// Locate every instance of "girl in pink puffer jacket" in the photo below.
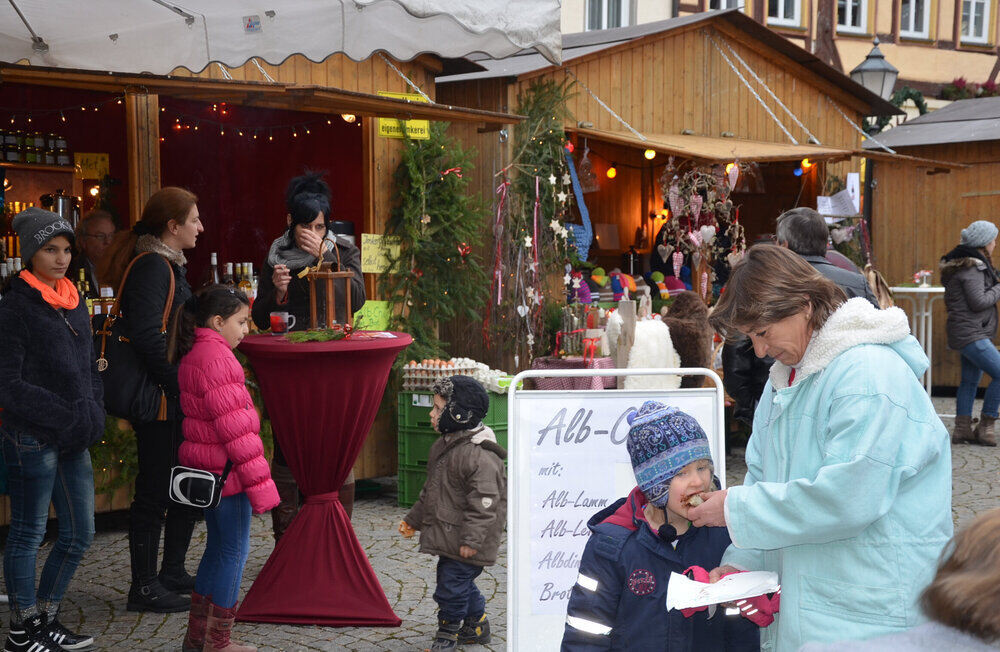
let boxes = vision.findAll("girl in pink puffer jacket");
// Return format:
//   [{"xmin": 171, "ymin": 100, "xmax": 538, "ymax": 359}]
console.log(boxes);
[{"xmin": 167, "ymin": 286, "xmax": 279, "ymax": 652}]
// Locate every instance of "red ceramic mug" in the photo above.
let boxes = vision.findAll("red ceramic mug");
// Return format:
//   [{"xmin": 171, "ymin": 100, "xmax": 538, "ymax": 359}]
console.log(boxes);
[{"xmin": 269, "ymin": 311, "xmax": 296, "ymax": 334}]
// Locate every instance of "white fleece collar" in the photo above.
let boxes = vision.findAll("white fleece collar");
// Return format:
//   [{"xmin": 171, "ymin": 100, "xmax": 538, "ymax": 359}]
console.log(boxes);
[{"xmin": 770, "ymin": 297, "xmax": 910, "ymax": 389}]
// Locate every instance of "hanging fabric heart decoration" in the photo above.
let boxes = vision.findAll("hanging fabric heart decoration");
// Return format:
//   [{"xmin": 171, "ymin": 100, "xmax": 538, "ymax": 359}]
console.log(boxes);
[
  {"xmin": 688, "ymin": 194, "xmax": 703, "ymax": 218},
  {"xmin": 669, "ymin": 184, "xmax": 684, "ymax": 217},
  {"xmin": 657, "ymin": 243, "xmax": 673, "ymax": 263},
  {"xmin": 699, "ymin": 225, "xmax": 717, "ymax": 246},
  {"xmin": 692, "ymin": 251, "xmax": 702, "ymax": 271},
  {"xmin": 516, "ymin": 304, "xmax": 529, "ymax": 317},
  {"xmin": 672, "ymin": 251, "xmax": 684, "ymax": 278},
  {"xmin": 689, "ymin": 230, "xmax": 703, "ymax": 248},
  {"xmin": 701, "ymin": 271, "xmax": 709, "ymax": 299},
  {"xmin": 728, "ymin": 160, "xmax": 740, "ymax": 191},
  {"xmin": 727, "ymin": 250, "xmax": 745, "ymax": 267}
]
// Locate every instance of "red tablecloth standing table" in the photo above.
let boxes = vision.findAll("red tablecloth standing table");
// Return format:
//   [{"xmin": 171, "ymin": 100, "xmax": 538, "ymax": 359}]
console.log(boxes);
[{"xmin": 235, "ymin": 332, "xmax": 411, "ymax": 626}]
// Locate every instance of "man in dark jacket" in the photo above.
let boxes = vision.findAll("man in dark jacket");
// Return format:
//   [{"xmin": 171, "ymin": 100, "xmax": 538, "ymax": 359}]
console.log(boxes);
[
  {"xmin": 775, "ymin": 207, "xmax": 879, "ymax": 308},
  {"xmin": 561, "ymin": 402, "xmax": 760, "ymax": 651},
  {"xmin": 400, "ymin": 376, "xmax": 506, "ymax": 651}
]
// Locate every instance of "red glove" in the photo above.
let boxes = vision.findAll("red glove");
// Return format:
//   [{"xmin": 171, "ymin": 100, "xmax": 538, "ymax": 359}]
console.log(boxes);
[
  {"xmin": 679, "ymin": 566, "xmax": 781, "ymax": 626},
  {"xmin": 679, "ymin": 566, "xmax": 712, "ymax": 617}
]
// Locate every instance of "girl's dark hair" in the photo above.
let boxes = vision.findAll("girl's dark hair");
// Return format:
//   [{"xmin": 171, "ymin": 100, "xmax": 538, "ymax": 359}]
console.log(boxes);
[
  {"xmin": 167, "ymin": 284, "xmax": 249, "ymax": 363},
  {"xmin": 100, "ymin": 187, "xmax": 198, "ymax": 290},
  {"xmin": 282, "ymin": 171, "xmax": 331, "ymax": 250}
]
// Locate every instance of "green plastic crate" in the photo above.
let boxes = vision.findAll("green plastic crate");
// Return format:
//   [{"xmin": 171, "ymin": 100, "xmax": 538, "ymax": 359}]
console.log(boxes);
[
  {"xmin": 398, "ymin": 464, "xmax": 427, "ymax": 508},
  {"xmin": 398, "ymin": 425, "xmax": 508, "ymax": 468}
]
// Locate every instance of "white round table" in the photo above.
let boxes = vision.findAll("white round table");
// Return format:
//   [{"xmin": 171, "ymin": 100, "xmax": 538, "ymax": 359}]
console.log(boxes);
[{"xmin": 890, "ymin": 286, "xmax": 945, "ymax": 395}]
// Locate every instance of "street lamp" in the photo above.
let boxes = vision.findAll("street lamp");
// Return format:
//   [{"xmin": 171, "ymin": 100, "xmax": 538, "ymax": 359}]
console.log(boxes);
[{"xmin": 849, "ymin": 37, "xmax": 899, "ymax": 101}]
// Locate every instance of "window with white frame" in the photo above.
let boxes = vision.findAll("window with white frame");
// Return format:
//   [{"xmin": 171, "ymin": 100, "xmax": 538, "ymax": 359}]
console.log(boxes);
[
  {"xmin": 837, "ymin": 0, "xmax": 868, "ymax": 32},
  {"xmin": 899, "ymin": 0, "xmax": 930, "ymax": 38},
  {"xmin": 767, "ymin": 0, "xmax": 801, "ymax": 27},
  {"xmin": 962, "ymin": 0, "xmax": 991, "ymax": 43},
  {"xmin": 709, "ymin": 0, "xmax": 744, "ymax": 9},
  {"xmin": 585, "ymin": 0, "xmax": 630, "ymax": 30}
]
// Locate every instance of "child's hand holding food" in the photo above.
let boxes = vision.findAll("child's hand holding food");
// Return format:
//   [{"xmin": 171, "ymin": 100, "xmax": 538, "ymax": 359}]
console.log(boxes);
[{"xmin": 398, "ymin": 520, "xmax": 416, "ymax": 538}]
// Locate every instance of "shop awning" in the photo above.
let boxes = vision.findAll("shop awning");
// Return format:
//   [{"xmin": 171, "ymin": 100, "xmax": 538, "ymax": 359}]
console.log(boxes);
[
  {"xmin": 569, "ymin": 127, "xmax": 966, "ymax": 170},
  {"xmin": 0, "ymin": 1, "xmax": 562, "ymax": 73},
  {"xmin": 0, "ymin": 64, "xmax": 524, "ymax": 128}
]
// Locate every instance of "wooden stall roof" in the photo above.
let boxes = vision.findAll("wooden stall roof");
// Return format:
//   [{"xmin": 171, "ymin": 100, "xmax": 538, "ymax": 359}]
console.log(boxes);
[
  {"xmin": 569, "ymin": 127, "xmax": 966, "ymax": 171},
  {"xmin": 0, "ymin": 63, "xmax": 524, "ymax": 127}
]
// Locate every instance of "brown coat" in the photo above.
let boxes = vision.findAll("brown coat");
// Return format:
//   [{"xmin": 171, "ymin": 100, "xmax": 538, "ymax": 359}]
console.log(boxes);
[{"xmin": 404, "ymin": 425, "xmax": 507, "ymax": 567}]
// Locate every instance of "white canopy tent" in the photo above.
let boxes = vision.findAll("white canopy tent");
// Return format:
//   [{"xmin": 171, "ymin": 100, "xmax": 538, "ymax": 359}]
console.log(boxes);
[{"xmin": 0, "ymin": 0, "xmax": 561, "ymax": 74}]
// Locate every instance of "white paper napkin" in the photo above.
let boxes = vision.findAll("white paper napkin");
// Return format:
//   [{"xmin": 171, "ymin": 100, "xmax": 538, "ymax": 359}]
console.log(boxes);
[{"xmin": 665, "ymin": 571, "xmax": 780, "ymax": 611}]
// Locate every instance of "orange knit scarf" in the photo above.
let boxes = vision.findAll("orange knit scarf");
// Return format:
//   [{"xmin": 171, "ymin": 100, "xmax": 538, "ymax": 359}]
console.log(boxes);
[{"xmin": 20, "ymin": 270, "xmax": 80, "ymax": 310}]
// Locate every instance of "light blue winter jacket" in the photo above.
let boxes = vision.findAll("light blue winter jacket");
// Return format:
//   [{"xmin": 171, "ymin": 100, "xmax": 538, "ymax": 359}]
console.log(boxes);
[{"xmin": 722, "ymin": 298, "xmax": 953, "ymax": 652}]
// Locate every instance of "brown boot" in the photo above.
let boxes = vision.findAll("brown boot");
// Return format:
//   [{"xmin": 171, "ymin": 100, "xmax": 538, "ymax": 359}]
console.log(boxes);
[
  {"xmin": 952, "ymin": 415, "xmax": 976, "ymax": 444},
  {"xmin": 203, "ymin": 602, "xmax": 256, "ymax": 652},
  {"xmin": 183, "ymin": 591, "xmax": 209, "ymax": 652},
  {"xmin": 973, "ymin": 414, "xmax": 998, "ymax": 446},
  {"xmin": 270, "ymin": 462, "xmax": 300, "ymax": 542}
]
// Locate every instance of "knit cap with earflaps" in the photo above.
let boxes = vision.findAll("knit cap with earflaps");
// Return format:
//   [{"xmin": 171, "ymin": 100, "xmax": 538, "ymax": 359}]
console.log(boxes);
[
  {"xmin": 12, "ymin": 207, "xmax": 75, "ymax": 264},
  {"xmin": 626, "ymin": 401, "xmax": 712, "ymax": 508},
  {"xmin": 960, "ymin": 220, "xmax": 999, "ymax": 248},
  {"xmin": 432, "ymin": 375, "xmax": 489, "ymax": 435}
]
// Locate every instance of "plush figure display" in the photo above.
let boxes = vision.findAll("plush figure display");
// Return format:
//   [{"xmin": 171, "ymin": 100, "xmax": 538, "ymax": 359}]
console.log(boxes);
[
  {"xmin": 570, "ymin": 271, "xmax": 593, "ymax": 304},
  {"xmin": 663, "ymin": 291, "xmax": 713, "ymax": 388},
  {"xmin": 609, "ymin": 270, "xmax": 637, "ymax": 301},
  {"xmin": 649, "ymin": 271, "xmax": 671, "ymax": 299},
  {"xmin": 591, "ymin": 267, "xmax": 609, "ymax": 289}
]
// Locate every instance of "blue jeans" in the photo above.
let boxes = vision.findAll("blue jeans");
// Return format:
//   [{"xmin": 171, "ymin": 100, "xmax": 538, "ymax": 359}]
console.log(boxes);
[
  {"xmin": 1, "ymin": 429, "xmax": 95, "ymax": 616},
  {"xmin": 958, "ymin": 339, "xmax": 1000, "ymax": 418},
  {"xmin": 433, "ymin": 557, "xmax": 486, "ymax": 622},
  {"xmin": 194, "ymin": 493, "xmax": 251, "ymax": 608}
]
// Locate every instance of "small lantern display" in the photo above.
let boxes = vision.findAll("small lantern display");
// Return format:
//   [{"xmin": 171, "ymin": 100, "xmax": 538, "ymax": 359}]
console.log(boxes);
[{"xmin": 299, "ymin": 236, "xmax": 355, "ymax": 331}]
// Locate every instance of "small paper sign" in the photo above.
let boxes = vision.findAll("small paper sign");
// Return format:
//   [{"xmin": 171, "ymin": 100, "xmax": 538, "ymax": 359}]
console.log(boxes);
[
  {"xmin": 377, "ymin": 91, "xmax": 431, "ymax": 140},
  {"xmin": 360, "ymin": 233, "xmax": 401, "ymax": 274},
  {"xmin": 74, "ymin": 152, "xmax": 109, "ymax": 180},
  {"xmin": 354, "ymin": 300, "xmax": 392, "ymax": 331}
]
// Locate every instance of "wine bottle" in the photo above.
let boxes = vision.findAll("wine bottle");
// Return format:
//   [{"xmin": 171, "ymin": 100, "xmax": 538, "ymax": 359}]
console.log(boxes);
[
  {"xmin": 222, "ymin": 262, "xmax": 234, "ymax": 287},
  {"xmin": 205, "ymin": 252, "xmax": 220, "ymax": 287}
]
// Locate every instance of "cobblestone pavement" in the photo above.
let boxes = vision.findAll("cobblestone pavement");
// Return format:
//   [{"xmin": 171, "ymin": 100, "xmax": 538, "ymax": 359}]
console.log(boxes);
[{"xmin": 17, "ymin": 398, "xmax": 1000, "ymax": 650}]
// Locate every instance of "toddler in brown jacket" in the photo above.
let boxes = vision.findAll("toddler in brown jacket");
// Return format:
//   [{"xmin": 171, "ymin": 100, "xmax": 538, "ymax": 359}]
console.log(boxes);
[{"xmin": 398, "ymin": 375, "xmax": 507, "ymax": 651}]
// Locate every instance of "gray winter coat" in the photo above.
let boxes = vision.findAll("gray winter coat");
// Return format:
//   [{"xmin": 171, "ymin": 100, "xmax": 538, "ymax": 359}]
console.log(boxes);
[
  {"xmin": 404, "ymin": 424, "xmax": 507, "ymax": 567},
  {"xmin": 941, "ymin": 255, "xmax": 1000, "ymax": 350}
]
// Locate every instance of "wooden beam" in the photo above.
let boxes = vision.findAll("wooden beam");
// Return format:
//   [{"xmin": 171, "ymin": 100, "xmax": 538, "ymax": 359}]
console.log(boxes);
[{"xmin": 125, "ymin": 93, "xmax": 161, "ymax": 225}]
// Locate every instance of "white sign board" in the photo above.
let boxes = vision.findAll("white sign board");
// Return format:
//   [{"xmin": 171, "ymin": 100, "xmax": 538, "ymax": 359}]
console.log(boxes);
[{"xmin": 507, "ymin": 369, "xmax": 725, "ymax": 652}]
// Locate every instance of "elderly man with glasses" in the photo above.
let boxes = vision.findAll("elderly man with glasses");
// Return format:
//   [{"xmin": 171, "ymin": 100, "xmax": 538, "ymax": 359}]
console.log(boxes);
[{"xmin": 70, "ymin": 209, "xmax": 117, "ymax": 299}]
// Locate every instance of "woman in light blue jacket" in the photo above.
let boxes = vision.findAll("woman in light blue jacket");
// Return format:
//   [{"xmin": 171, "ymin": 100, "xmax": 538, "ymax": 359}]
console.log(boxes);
[{"xmin": 688, "ymin": 245, "xmax": 953, "ymax": 652}]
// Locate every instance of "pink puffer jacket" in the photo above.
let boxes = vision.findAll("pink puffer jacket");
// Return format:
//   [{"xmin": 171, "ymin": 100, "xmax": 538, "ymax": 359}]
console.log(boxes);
[{"xmin": 178, "ymin": 328, "xmax": 279, "ymax": 514}]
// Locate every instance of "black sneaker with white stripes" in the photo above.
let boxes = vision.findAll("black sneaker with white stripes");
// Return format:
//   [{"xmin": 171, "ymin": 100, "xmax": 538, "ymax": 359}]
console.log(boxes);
[
  {"xmin": 4, "ymin": 614, "xmax": 59, "ymax": 652},
  {"xmin": 41, "ymin": 618, "xmax": 92, "ymax": 651}
]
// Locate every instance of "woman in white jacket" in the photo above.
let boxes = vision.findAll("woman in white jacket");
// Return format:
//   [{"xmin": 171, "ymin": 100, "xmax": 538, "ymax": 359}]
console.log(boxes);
[{"xmin": 688, "ymin": 245, "xmax": 953, "ymax": 652}]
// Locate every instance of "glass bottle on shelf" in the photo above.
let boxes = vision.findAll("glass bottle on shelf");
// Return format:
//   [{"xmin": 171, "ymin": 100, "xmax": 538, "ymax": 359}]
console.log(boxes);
[
  {"xmin": 205, "ymin": 252, "xmax": 220, "ymax": 287},
  {"xmin": 222, "ymin": 262, "xmax": 234, "ymax": 286},
  {"xmin": 43, "ymin": 148, "xmax": 56, "ymax": 165},
  {"xmin": 32, "ymin": 132, "xmax": 45, "ymax": 149},
  {"xmin": 238, "ymin": 263, "xmax": 253, "ymax": 296},
  {"xmin": 23, "ymin": 145, "xmax": 38, "ymax": 164},
  {"xmin": 56, "ymin": 147, "xmax": 71, "ymax": 166}
]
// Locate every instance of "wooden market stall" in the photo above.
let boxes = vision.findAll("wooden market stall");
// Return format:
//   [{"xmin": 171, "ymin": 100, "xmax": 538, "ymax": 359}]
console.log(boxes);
[
  {"xmin": 435, "ymin": 9, "xmax": 900, "ymax": 364},
  {"xmin": 0, "ymin": 53, "xmax": 522, "ymax": 504},
  {"xmin": 867, "ymin": 97, "xmax": 1000, "ymax": 390}
]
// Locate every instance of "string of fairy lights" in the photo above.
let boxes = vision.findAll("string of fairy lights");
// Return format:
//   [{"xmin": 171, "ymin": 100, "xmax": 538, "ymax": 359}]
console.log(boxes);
[{"xmin": 1, "ymin": 94, "xmax": 363, "ymax": 142}]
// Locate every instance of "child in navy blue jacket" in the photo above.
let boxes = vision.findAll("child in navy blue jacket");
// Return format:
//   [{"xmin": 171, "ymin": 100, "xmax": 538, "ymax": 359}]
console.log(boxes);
[{"xmin": 561, "ymin": 401, "xmax": 760, "ymax": 651}]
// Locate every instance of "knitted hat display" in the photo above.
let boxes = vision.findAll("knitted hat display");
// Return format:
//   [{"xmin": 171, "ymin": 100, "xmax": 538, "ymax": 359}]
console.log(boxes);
[
  {"xmin": 431, "ymin": 375, "xmax": 489, "ymax": 434},
  {"xmin": 960, "ymin": 220, "xmax": 998, "ymax": 248},
  {"xmin": 626, "ymin": 401, "xmax": 712, "ymax": 508},
  {"xmin": 12, "ymin": 207, "xmax": 75, "ymax": 265}
]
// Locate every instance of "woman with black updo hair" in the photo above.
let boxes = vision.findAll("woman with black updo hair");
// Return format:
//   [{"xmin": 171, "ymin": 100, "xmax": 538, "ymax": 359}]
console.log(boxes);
[{"xmin": 252, "ymin": 171, "xmax": 365, "ymax": 539}]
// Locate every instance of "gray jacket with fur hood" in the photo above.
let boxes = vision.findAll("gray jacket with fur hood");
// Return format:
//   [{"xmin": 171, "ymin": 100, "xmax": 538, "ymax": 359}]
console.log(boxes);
[
  {"xmin": 404, "ymin": 424, "xmax": 506, "ymax": 567},
  {"xmin": 940, "ymin": 250, "xmax": 1000, "ymax": 350}
]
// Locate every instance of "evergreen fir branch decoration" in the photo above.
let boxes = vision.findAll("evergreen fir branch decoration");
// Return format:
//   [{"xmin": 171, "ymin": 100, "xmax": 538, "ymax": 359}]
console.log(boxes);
[
  {"xmin": 379, "ymin": 122, "xmax": 487, "ymax": 364},
  {"xmin": 485, "ymin": 79, "xmax": 576, "ymax": 368}
]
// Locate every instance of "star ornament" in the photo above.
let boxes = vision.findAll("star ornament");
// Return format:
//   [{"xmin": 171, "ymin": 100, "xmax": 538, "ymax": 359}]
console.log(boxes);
[
  {"xmin": 557, "ymin": 191, "xmax": 568, "ymax": 203},
  {"xmin": 548, "ymin": 174, "xmax": 557, "ymax": 185},
  {"xmin": 563, "ymin": 272, "xmax": 572, "ymax": 285},
  {"xmin": 562, "ymin": 173, "xmax": 571, "ymax": 185}
]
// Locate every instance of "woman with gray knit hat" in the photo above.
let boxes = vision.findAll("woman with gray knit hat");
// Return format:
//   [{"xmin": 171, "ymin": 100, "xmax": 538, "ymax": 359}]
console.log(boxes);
[
  {"xmin": 941, "ymin": 219, "xmax": 1000, "ymax": 446},
  {"xmin": 0, "ymin": 208, "xmax": 104, "ymax": 652}
]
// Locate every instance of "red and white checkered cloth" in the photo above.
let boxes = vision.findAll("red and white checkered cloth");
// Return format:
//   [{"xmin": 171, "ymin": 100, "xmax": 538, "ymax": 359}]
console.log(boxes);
[{"xmin": 530, "ymin": 356, "xmax": 617, "ymax": 390}]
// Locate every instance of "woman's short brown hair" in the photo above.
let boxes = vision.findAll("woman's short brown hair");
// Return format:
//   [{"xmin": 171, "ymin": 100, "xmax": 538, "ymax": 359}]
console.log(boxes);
[
  {"xmin": 920, "ymin": 509, "xmax": 1000, "ymax": 642},
  {"xmin": 709, "ymin": 244, "xmax": 846, "ymax": 340}
]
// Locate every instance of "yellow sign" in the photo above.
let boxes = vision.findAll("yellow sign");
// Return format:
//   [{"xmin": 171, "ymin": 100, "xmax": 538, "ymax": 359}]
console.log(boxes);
[
  {"xmin": 74, "ymin": 152, "xmax": 110, "ymax": 180},
  {"xmin": 355, "ymin": 300, "xmax": 392, "ymax": 331},
  {"xmin": 361, "ymin": 233, "xmax": 401, "ymax": 274},
  {"xmin": 377, "ymin": 91, "xmax": 430, "ymax": 140}
]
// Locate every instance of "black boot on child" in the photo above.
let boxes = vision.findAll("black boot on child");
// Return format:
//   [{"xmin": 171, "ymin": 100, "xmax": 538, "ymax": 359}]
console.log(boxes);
[
  {"xmin": 457, "ymin": 612, "xmax": 491, "ymax": 645},
  {"xmin": 430, "ymin": 618, "xmax": 461, "ymax": 651}
]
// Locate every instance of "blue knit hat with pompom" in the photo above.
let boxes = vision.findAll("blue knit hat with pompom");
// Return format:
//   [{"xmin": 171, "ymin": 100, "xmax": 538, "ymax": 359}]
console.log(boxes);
[{"xmin": 626, "ymin": 401, "xmax": 712, "ymax": 508}]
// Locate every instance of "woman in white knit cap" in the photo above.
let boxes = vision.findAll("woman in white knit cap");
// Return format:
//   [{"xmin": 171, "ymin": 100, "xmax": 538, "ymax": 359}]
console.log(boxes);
[{"xmin": 940, "ymin": 219, "xmax": 1000, "ymax": 446}]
